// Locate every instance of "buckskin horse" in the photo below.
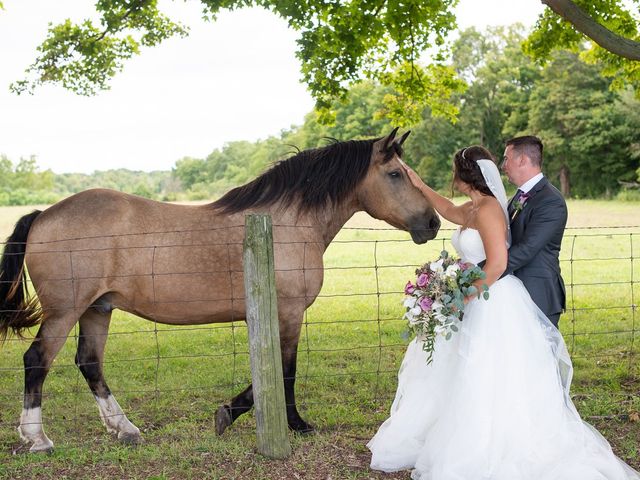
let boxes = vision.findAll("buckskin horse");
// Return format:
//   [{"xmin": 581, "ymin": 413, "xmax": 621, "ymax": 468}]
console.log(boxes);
[{"xmin": 0, "ymin": 128, "xmax": 440, "ymax": 452}]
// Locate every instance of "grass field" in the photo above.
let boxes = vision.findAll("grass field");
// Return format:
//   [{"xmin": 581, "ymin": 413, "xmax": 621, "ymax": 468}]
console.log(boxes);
[{"xmin": 0, "ymin": 200, "xmax": 639, "ymax": 479}]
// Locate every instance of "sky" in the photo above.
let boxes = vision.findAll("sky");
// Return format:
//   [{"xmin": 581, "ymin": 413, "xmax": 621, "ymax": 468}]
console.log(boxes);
[{"xmin": 0, "ymin": 0, "xmax": 545, "ymax": 174}]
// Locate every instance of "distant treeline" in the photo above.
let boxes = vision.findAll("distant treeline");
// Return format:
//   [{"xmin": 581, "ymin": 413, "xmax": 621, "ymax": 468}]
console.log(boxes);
[
  {"xmin": 2, "ymin": 26, "xmax": 639, "ymax": 207},
  {"xmin": 0, "ymin": 155, "xmax": 179, "ymax": 205}
]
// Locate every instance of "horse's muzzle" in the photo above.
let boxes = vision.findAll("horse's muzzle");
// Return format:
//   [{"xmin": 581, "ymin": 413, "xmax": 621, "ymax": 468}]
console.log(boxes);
[{"xmin": 409, "ymin": 214, "xmax": 441, "ymax": 244}]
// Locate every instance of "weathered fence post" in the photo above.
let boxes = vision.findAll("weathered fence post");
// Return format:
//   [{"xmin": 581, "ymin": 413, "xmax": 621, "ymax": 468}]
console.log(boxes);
[{"xmin": 243, "ymin": 214, "xmax": 292, "ymax": 459}]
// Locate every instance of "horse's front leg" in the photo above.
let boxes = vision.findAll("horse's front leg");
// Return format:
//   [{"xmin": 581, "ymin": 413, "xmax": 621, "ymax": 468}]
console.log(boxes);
[
  {"xmin": 215, "ymin": 312, "xmax": 312, "ymax": 434},
  {"xmin": 215, "ymin": 383, "xmax": 253, "ymax": 435},
  {"xmin": 281, "ymin": 344, "xmax": 313, "ymax": 433}
]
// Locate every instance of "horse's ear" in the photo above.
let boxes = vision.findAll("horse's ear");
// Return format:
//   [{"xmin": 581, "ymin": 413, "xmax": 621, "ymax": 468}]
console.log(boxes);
[
  {"xmin": 382, "ymin": 127, "xmax": 400, "ymax": 151},
  {"xmin": 397, "ymin": 130, "xmax": 411, "ymax": 146}
]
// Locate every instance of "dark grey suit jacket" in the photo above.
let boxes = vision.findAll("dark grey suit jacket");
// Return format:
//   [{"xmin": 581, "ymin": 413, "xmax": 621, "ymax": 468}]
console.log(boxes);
[{"xmin": 506, "ymin": 177, "xmax": 567, "ymax": 318}]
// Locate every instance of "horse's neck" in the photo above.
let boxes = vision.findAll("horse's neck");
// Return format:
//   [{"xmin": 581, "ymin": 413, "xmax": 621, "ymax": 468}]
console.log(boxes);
[
  {"xmin": 314, "ymin": 197, "xmax": 360, "ymax": 248},
  {"xmin": 242, "ymin": 197, "xmax": 360, "ymax": 250}
]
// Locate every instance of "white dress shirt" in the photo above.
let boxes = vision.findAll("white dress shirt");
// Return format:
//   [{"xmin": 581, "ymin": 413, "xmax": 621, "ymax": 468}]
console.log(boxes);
[{"xmin": 518, "ymin": 173, "xmax": 544, "ymax": 194}]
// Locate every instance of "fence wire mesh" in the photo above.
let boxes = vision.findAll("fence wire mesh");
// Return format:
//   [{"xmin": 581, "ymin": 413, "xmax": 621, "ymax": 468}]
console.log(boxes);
[{"xmin": 0, "ymin": 224, "xmax": 638, "ymax": 448}]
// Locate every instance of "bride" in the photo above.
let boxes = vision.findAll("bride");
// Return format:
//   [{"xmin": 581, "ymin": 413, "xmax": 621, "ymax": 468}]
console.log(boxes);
[{"xmin": 367, "ymin": 145, "xmax": 639, "ymax": 480}]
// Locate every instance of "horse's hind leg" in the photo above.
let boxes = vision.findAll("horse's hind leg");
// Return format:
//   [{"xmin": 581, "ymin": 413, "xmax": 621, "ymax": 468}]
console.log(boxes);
[
  {"xmin": 19, "ymin": 311, "xmax": 78, "ymax": 452},
  {"xmin": 75, "ymin": 308, "xmax": 141, "ymax": 445}
]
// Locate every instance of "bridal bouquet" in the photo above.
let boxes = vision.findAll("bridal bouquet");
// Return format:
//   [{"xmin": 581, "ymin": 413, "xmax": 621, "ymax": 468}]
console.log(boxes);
[{"xmin": 403, "ymin": 250, "xmax": 489, "ymax": 364}]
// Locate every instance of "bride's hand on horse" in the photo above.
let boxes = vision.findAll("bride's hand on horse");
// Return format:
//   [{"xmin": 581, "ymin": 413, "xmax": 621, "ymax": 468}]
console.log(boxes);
[{"xmin": 400, "ymin": 162, "xmax": 426, "ymax": 191}]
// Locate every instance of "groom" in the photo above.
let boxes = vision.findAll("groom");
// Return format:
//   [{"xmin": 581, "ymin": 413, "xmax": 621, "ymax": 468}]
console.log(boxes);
[{"xmin": 500, "ymin": 136, "xmax": 567, "ymax": 328}]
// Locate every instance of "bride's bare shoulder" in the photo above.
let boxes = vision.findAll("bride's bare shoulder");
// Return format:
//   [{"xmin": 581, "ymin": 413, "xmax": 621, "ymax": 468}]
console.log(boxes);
[
  {"xmin": 477, "ymin": 195, "xmax": 502, "ymax": 211},
  {"xmin": 476, "ymin": 196, "xmax": 504, "ymax": 222}
]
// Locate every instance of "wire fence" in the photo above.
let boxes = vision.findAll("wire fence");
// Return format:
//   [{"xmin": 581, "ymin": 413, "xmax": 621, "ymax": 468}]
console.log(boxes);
[{"xmin": 0, "ymin": 224, "xmax": 638, "ymax": 447}]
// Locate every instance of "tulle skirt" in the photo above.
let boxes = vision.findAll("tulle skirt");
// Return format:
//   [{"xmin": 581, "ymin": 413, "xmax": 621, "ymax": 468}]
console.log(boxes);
[{"xmin": 368, "ymin": 275, "xmax": 639, "ymax": 480}]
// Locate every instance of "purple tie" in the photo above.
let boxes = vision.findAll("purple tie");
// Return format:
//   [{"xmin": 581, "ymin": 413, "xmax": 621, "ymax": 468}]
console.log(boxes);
[{"xmin": 515, "ymin": 189, "xmax": 530, "ymax": 203}]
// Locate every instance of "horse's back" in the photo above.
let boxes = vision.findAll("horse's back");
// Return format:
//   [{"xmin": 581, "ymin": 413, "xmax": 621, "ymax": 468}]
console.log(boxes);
[
  {"xmin": 22, "ymin": 189, "xmax": 323, "ymax": 325},
  {"xmin": 30, "ymin": 189, "xmax": 217, "ymax": 241}
]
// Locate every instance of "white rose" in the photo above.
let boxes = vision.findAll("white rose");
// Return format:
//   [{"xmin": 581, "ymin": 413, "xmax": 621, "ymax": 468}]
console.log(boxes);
[
  {"xmin": 445, "ymin": 264, "xmax": 460, "ymax": 278},
  {"xmin": 403, "ymin": 297, "xmax": 417, "ymax": 309},
  {"xmin": 434, "ymin": 311, "xmax": 447, "ymax": 324},
  {"xmin": 429, "ymin": 258, "xmax": 444, "ymax": 274},
  {"xmin": 432, "ymin": 300, "xmax": 444, "ymax": 312}
]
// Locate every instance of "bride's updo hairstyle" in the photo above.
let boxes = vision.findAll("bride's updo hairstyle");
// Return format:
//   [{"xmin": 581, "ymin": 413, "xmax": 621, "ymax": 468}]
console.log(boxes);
[{"xmin": 452, "ymin": 145, "xmax": 496, "ymax": 197}]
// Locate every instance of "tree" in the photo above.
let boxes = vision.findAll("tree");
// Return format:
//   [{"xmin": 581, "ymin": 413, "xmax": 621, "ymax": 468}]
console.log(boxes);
[
  {"xmin": 9, "ymin": 0, "xmax": 463, "ymax": 125},
  {"xmin": 0, "ymin": 154, "xmax": 57, "ymax": 205},
  {"xmin": 9, "ymin": 1, "xmax": 639, "ymax": 126},
  {"xmin": 524, "ymin": 51, "xmax": 640, "ymax": 197},
  {"xmin": 173, "ymin": 157, "xmax": 208, "ymax": 190},
  {"xmin": 525, "ymin": 0, "xmax": 640, "ymax": 97},
  {"xmin": 403, "ymin": 26, "xmax": 541, "ymax": 192},
  {"xmin": 452, "ymin": 25, "xmax": 542, "ymax": 155},
  {"xmin": 284, "ymin": 81, "xmax": 394, "ymax": 144}
]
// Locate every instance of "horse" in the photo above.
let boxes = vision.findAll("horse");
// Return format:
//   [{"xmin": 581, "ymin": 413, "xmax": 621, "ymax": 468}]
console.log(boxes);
[{"xmin": 0, "ymin": 128, "xmax": 440, "ymax": 453}]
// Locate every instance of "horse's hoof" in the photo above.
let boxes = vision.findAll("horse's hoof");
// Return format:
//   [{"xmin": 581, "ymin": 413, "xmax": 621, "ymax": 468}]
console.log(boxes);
[
  {"xmin": 289, "ymin": 421, "xmax": 314, "ymax": 435},
  {"xmin": 29, "ymin": 441, "xmax": 54, "ymax": 454},
  {"xmin": 215, "ymin": 405, "xmax": 232, "ymax": 435},
  {"xmin": 118, "ymin": 431, "xmax": 143, "ymax": 446}
]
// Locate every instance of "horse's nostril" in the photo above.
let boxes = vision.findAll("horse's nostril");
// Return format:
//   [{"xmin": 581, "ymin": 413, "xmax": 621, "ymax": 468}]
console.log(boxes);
[{"xmin": 429, "ymin": 217, "xmax": 441, "ymax": 231}]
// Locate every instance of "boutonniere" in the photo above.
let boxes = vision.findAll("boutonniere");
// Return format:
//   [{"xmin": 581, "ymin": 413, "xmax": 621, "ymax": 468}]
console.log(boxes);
[{"xmin": 511, "ymin": 193, "xmax": 530, "ymax": 221}]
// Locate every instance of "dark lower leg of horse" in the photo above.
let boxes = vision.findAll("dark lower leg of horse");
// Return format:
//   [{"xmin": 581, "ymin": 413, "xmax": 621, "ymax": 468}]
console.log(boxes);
[
  {"xmin": 75, "ymin": 321, "xmax": 111, "ymax": 399},
  {"xmin": 23, "ymin": 341, "xmax": 47, "ymax": 410},
  {"xmin": 216, "ymin": 384, "xmax": 253, "ymax": 435},
  {"xmin": 18, "ymin": 323, "xmax": 70, "ymax": 452},
  {"xmin": 20, "ymin": 342, "xmax": 55, "ymax": 453},
  {"xmin": 229, "ymin": 384, "xmax": 255, "ymax": 421},
  {"xmin": 283, "ymin": 351, "xmax": 313, "ymax": 434},
  {"xmin": 215, "ymin": 343, "xmax": 312, "ymax": 435},
  {"xmin": 76, "ymin": 309, "xmax": 141, "ymax": 445},
  {"xmin": 215, "ymin": 384, "xmax": 254, "ymax": 435}
]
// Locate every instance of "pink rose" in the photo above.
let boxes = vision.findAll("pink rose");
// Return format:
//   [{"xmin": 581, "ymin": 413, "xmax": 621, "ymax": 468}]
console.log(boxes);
[
  {"xmin": 419, "ymin": 296, "xmax": 434, "ymax": 311},
  {"xmin": 404, "ymin": 281, "xmax": 416, "ymax": 295},
  {"xmin": 417, "ymin": 273, "xmax": 430, "ymax": 288}
]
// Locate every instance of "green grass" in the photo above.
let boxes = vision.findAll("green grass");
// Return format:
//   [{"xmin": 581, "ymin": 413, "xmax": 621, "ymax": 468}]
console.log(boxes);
[{"xmin": 0, "ymin": 200, "xmax": 639, "ymax": 478}]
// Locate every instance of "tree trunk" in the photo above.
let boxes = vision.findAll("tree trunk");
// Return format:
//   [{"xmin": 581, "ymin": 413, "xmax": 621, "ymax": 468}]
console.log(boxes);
[{"xmin": 559, "ymin": 164, "xmax": 571, "ymax": 197}]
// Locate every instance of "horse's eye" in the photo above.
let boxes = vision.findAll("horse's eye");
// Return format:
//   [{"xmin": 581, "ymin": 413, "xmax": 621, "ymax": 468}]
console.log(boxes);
[{"xmin": 388, "ymin": 170, "xmax": 401, "ymax": 179}]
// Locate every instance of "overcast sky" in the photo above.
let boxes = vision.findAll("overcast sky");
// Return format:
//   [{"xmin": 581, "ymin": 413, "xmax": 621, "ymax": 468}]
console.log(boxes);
[{"xmin": 0, "ymin": 0, "xmax": 545, "ymax": 174}]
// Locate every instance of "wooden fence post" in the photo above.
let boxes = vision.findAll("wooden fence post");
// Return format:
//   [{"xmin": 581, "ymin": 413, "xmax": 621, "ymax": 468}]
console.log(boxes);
[{"xmin": 243, "ymin": 214, "xmax": 292, "ymax": 459}]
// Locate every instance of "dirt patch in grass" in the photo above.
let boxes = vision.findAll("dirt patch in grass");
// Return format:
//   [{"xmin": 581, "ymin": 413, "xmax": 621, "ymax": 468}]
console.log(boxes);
[{"xmin": 590, "ymin": 419, "xmax": 640, "ymax": 470}]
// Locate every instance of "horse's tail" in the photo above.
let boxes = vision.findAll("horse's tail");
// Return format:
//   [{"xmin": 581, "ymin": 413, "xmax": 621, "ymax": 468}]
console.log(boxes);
[{"xmin": 0, "ymin": 210, "xmax": 43, "ymax": 343}]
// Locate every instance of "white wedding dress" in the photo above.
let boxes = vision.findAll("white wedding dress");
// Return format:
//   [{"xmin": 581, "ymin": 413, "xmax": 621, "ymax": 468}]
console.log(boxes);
[{"xmin": 368, "ymin": 227, "xmax": 639, "ymax": 480}]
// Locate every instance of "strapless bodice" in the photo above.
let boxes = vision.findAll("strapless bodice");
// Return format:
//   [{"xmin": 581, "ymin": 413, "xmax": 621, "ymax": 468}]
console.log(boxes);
[{"xmin": 450, "ymin": 228, "xmax": 486, "ymax": 265}]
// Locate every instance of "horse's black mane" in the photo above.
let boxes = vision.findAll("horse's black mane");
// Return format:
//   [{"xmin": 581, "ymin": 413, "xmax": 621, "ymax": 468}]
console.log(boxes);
[{"xmin": 211, "ymin": 137, "xmax": 403, "ymax": 214}]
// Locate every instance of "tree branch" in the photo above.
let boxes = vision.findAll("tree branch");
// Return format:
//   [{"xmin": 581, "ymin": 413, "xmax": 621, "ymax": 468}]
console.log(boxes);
[
  {"xmin": 94, "ymin": 0, "xmax": 150, "ymax": 42},
  {"xmin": 542, "ymin": 0, "xmax": 640, "ymax": 60}
]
